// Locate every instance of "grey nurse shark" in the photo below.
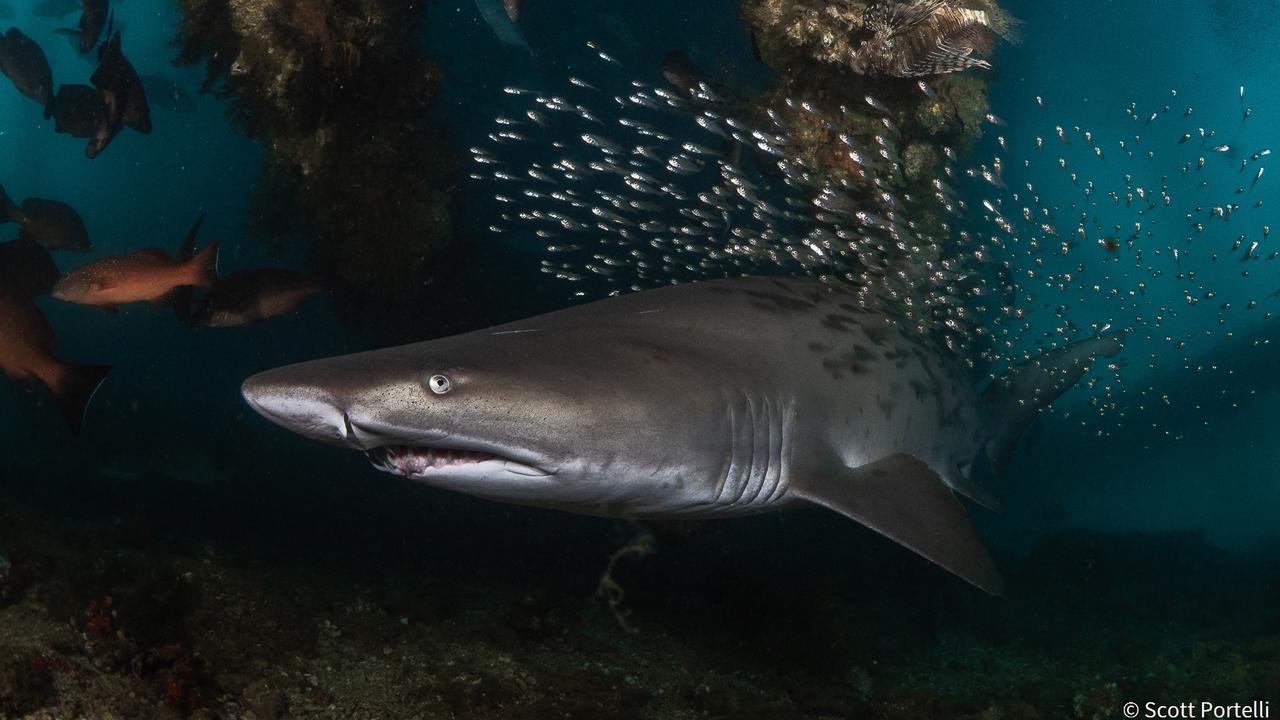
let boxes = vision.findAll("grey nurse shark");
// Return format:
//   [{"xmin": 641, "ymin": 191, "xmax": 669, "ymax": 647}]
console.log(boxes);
[{"xmin": 241, "ymin": 277, "xmax": 1124, "ymax": 594}]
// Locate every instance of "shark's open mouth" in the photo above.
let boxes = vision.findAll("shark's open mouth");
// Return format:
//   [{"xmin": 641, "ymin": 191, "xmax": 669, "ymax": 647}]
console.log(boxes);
[{"xmin": 366, "ymin": 445, "xmax": 550, "ymax": 478}]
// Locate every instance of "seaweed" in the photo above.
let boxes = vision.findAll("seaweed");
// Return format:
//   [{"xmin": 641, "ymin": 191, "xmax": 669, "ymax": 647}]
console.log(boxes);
[{"xmin": 171, "ymin": 0, "xmax": 455, "ymax": 310}]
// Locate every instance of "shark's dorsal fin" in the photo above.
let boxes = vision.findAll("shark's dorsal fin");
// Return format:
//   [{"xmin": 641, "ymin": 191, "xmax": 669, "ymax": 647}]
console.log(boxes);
[
  {"xmin": 982, "ymin": 330, "xmax": 1127, "ymax": 476},
  {"xmin": 791, "ymin": 454, "xmax": 1003, "ymax": 595}
]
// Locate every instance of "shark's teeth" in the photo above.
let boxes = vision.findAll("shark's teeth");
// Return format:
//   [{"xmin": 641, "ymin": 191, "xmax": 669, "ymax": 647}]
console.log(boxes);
[{"xmin": 368, "ymin": 445, "xmax": 501, "ymax": 477}]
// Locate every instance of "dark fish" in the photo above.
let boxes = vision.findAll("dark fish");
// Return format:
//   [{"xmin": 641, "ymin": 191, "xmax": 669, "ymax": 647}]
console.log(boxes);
[
  {"xmin": 139, "ymin": 74, "xmax": 196, "ymax": 113},
  {"xmin": 0, "ymin": 184, "xmax": 91, "ymax": 252},
  {"xmin": 78, "ymin": 0, "xmax": 108, "ymax": 53},
  {"xmin": 503, "ymin": 0, "xmax": 522, "ymax": 22},
  {"xmin": 47, "ymin": 82, "xmax": 119, "ymax": 157},
  {"xmin": 0, "ymin": 28, "xmax": 54, "ymax": 106},
  {"xmin": 192, "ymin": 268, "xmax": 323, "ymax": 327},
  {"xmin": 91, "ymin": 31, "xmax": 150, "ymax": 134},
  {"xmin": 46, "ymin": 83, "xmax": 107, "ymax": 138},
  {"xmin": 0, "ymin": 289, "xmax": 111, "ymax": 434},
  {"xmin": 661, "ymin": 51, "xmax": 707, "ymax": 102},
  {"xmin": 0, "ymin": 238, "xmax": 60, "ymax": 299},
  {"xmin": 33, "ymin": 0, "xmax": 80, "ymax": 17}
]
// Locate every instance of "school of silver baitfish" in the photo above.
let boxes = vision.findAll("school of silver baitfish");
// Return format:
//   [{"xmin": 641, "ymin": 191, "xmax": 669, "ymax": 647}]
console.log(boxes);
[{"xmin": 470, "ymin": 46, "xmax": 1270, "ymax": 440}]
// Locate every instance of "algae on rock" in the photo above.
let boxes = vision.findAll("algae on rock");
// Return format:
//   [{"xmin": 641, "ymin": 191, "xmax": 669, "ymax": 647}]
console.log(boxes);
[{"xmin": 172, "ymin": 0, "xmax": 454, "ymax": 303}]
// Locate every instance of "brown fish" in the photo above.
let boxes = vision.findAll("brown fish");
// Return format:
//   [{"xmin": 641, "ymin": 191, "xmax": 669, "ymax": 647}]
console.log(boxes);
[
  {"xmin": 503, "ymin": 0, "xmax": 522, "ymax": 22},
  {"xmin": 78, "ymin": 0, "xmax": 108, "ymax": 53},
  {"xmin": 192, "ymin": 268, "xmax": 323, "ymax": 327},
  {"xmin": 0, "ymin": 28, "xmax": 54, "ymax": 106},
  {"xmin": 0, "ymin": 183, "xmax": 91, "ymax": 252},
  {"xmin": 53, "ymin": 237, "xmax": 218, "ymax": 312},
  {"xmin": 0, "ymin": 238, "xmax": 60, "ymax": 299},
  {"xmin": 0, "ymin": 289, "xmax": 111, "ymax": 433},
  {"xmin": 91, "ymin": 31, "xmax": 150, "ymax": 135}
]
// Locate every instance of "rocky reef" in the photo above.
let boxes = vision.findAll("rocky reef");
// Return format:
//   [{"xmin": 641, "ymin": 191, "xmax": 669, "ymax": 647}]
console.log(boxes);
[
  {"xmin": 0, "ymin": 462, "xmax": 1276, "ymax": 719},
  {"xmin": 737, "ymin": 0, "xmax": 1017, "ymax": 359},
  {"xmin": 171, "ymin": 0, "xmax": 454, "ymax": 305},
  {"xmin": 741, "ymin": 0, "xmax": 1006, "ymax": 180}
]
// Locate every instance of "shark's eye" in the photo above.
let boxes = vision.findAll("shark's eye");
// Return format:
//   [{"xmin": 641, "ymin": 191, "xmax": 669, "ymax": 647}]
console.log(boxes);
[{"xmin": 428, "ymin": 374, "xmax": 452, "ymax": 395}]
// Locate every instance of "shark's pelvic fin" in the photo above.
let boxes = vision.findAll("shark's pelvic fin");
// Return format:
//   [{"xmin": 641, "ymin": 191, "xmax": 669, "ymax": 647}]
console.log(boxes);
[
  {"xmin": 943, "ymin": 469, "xmax": 1003, "ymax": 513},
  {"xmin": 791, "ymin": 454, "xmax": 1003, "ymax": 595},
  {"xmin": 982, "ymin": 330, "xmax": 1127, "ymax": 475}
]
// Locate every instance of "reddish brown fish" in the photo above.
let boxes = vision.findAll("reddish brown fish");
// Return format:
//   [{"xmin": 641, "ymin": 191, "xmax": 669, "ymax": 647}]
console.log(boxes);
[
  {"xmin": 504, "ymin": 0, "xmax": 522, "ymax": 22},
  {"xmin": 53, "ymin": 238, "xmax": 219, "ymax": 312},
  {"xmin": 0, "ymin": 289, "xmax": 110, "ymax": 433}
]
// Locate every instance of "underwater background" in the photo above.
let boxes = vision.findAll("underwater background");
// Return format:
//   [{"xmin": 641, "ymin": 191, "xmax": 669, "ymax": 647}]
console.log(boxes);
[{"xmin": 0, "ymin": 0, "xmax": 1277, "ymax": 717}]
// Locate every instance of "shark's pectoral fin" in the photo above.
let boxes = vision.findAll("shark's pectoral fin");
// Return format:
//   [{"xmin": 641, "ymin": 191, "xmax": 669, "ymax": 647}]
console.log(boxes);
[{"xmin": 791, "ymin": 454, "xmax": 1003, "ymax": 595}]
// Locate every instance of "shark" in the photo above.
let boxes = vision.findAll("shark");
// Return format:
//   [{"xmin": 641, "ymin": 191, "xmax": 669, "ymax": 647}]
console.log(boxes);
[{"xmin": 241, "ymin": 277, "xmax": 1124, "ymax": 594}]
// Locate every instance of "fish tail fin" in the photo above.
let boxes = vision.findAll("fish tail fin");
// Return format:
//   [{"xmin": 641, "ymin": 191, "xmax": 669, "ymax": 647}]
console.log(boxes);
[
  {"xmin": 981, "ymin": 330, "xmax": 1127, "ymax": 476},
  {"xmin": 185, "ymin": 238, "xmax": 220, "ymax": 290},
  {"xmin": 46, "ymin": 362, "xmax": 112, "ymax": 435},
  {"xmin": 171, "ymin": 212, "xmax": 207, "ymax": 320}
]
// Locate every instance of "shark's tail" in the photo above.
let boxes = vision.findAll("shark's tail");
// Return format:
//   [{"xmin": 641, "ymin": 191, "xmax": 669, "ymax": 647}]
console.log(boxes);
[{"xmin": 981, "ymin": 329, "xmax": 1127, "ymax": 475}]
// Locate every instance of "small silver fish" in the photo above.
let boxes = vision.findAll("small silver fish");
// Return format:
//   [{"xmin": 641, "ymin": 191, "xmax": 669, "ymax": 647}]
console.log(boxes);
[{"xmin": 864, "ymin": 94, "xmax": 891, "ymax": 115}]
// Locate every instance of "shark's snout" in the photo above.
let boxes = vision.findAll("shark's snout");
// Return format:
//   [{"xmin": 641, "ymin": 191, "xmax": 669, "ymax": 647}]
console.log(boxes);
[{"xmin": 241, "ymin": 372, "xmax": 355, "ymax": 447}]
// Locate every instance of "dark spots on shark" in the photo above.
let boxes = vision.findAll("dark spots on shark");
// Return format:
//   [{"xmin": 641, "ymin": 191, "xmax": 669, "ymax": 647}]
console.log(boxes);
[
  {"xmin": 822, "ymin": 351, "xmax": 871, "ymax": 379},
  {"xmin": 808, "ymin": 342, "xmax": 833, "ymax": 354},
  {"xmin": 877, "ymin": 396, "xmax": 896, "ymax": 420},
  {"xmin": 837, "ymin": 302, "xmax": 868, "ymax": 315},
  {"xmin": 746, "ymin": 290, "xmax": 816, "ymax": 313},
  {"xmin": 863, "ymin": 324, "xmax": 891, "ymax": 346},
  {"xmin": 822, "ymin": 314, "xmax": 861, "ymax": 333},
  {"xmin": 769, "ymin": 278, "xmax": 804, "ymax": 297},
  {"xmin": 821, "ymin": 358, "xmax": 844, "ymax": 379},
  {"xmin": 852, "ymin": 345, "xmax": 876, "ymax": 363},
  {"xmin": 909, "ymin": 379, "xmax": 929, "ymax": 402}
]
